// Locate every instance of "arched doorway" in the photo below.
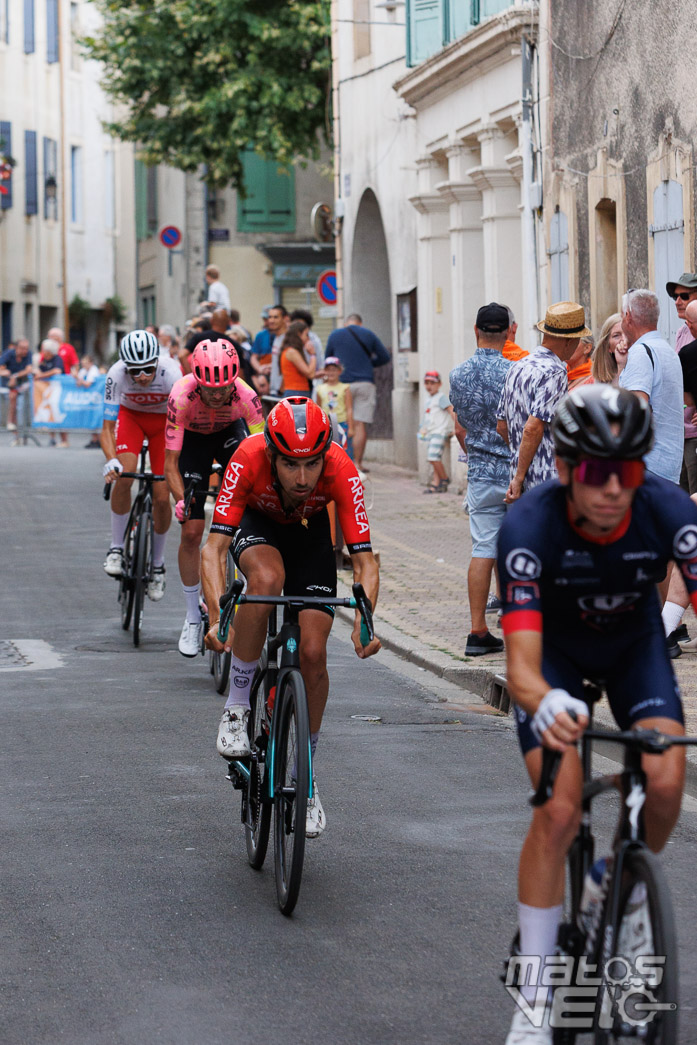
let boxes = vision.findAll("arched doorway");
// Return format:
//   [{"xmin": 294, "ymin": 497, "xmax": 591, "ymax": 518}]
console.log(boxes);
[{"xmin": 350, "ymin": 189, "xmax": 393, "ymax": 439}]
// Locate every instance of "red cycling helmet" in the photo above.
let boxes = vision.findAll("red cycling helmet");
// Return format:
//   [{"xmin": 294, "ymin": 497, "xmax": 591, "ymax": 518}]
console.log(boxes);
[
  {"xmin": 264, "ymin": 397, "xmax": 333, "ymax": 458},
  {"xmin": 191, "ymin": 338, "xmax": 239, "ymax": 388}
]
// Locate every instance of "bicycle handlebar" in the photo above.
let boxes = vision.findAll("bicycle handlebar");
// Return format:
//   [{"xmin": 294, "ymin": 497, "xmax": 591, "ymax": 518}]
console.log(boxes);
[
  {"xmin": 217, "ymin": 579, "xmax": 375, "ymax": 647},
  {"xmin": 103, "ymin": 473, "xmax": 165, "ymax": 500}
]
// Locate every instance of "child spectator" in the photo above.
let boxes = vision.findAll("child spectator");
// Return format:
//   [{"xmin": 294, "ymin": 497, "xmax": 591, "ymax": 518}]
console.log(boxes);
[
  {"xmin": 418, "ymin": 370, "xmax": 455, "ymax": 493},
  {"xmin": 76, "ymin": 354, "xmax": 102, "ymax": 447},
  {"xmin": 315, "ymin": 356, "xmax": 354, "ymax": 458}
]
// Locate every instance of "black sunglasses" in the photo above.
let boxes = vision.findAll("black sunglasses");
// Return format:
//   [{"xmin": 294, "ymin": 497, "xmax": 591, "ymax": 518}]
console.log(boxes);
[
  {"xmin": 126, "ymin": 365, "xmax": 156, "ymax": 376},
  {"xmin": 672, "ymin": 292, "xmax": 695, "ymax": 302}
]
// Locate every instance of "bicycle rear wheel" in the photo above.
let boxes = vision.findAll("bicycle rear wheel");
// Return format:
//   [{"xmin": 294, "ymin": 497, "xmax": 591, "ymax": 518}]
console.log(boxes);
[
  {"xmin": 593, "ymin": 848, "xmax": 678, "ymax": 1044},
  {"xmin": 132, "ymin": 513, "xmax": 152, "ymax": 648},
  {"xmin": 244, "ymin": 651, "xmax": 272, "ymax": 870},
  {"xmin": 119, "ymin": 515, "xmax": 137, "ymax": 631},
  {"xmin": 273, "ymin": 671, "xmax": 309, "ymax": 916}
]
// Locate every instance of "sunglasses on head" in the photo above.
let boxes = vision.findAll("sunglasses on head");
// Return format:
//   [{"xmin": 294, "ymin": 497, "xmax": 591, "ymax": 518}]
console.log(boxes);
[
  {"xmin": 573, "ymin": 458, "xmax": 645, "ymax": 489},
  {"xmin": 673, "ymin": 292, "xmax": 695, "ymax": 301},
  {"xmin": 126, "ymin": 365, "xmax": 156, "ymax": 376}
]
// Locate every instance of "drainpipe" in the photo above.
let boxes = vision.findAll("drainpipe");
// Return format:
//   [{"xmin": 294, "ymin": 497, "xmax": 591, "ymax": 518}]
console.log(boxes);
[
  {"xmin": 521, "ymin": 34, "xmax": 540, "ymax": 338},
  {"xmin": 58, "ymin": 0, "xmax": 69, "ymax": 335},
  {"xmin": 331, "ymin": 0, "xmax": 343, "ymax": 323}
]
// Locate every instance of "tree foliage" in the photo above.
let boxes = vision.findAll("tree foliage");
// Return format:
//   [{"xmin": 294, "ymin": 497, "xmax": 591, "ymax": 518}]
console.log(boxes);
[{"xmin": 83, "ymin": 0, "xmax": 331, "ymax": 189}]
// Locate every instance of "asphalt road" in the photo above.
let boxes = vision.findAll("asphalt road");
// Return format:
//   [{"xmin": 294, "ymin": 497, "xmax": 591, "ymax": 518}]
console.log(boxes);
[{"xmin": 3, "ymin": 443, "xmax": 697, "ymax": 1045}]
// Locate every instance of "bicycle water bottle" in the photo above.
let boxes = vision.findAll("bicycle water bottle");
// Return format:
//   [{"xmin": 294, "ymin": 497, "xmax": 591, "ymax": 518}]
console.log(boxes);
[{"xmin": 577, "ymin": 857, "xmax": 607, "ymax": 935}]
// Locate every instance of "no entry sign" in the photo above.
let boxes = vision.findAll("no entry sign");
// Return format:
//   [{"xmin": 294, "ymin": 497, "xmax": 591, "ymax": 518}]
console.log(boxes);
[
  {"xmin": 316, "ymin": 269, "xmax": 337, "ymax": 306},
  {"xmin": 160, "ymin": 225, "xmax": 182, "ymax": 249}
]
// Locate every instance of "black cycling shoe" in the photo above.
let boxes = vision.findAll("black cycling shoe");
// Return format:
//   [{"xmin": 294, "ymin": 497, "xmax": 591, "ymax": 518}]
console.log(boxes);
[
  {"xmin": 666, "ymin": 630, "xmax": 683, "ymax": 659},
  {"xmin": 466, "ymin": 630, "xmax": 504, "ymax": 657}
]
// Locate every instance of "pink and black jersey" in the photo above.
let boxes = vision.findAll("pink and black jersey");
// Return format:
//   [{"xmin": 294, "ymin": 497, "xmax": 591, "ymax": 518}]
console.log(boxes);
[{"xmin": 165, "ymin": 374, "xmax": 263, "ymax": 452}]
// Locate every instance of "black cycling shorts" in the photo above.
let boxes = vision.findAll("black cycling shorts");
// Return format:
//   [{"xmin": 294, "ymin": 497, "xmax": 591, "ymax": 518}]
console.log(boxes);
[
  {"xmin": 231, "ymin": 507, "xmax": 337, "ymax": 617},
  {"xmin": 178, "ymin": 420, "xmax": 248, "ymax": 520}
]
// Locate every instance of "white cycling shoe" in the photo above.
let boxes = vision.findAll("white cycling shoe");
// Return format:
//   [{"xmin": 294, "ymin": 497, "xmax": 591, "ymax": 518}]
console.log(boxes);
[
  {"xmin": 104, "ymin": 547, "xmax": 124, "ymax": 577},
  {"xmin": 147, "ymin": 565, "xmax": 166, "ymax": 602},
  {"xmin": 305, "ymin": 780, "xmax": 326, "ymax": 838},
  {"xmin": 178, "ymin": 619, "xmax": 202, "ymax": 657},
  {"xmin": 217, "ymin": 707, "xmax": 251, "ymax": 758},
  {"xmin": 505, "ymin": 1006, "xmax": 552, "ymax": 1044}
]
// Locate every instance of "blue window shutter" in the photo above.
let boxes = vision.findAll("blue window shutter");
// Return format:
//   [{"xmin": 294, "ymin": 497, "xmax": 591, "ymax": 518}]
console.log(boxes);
[
  {"xmin": 407, "ymin": 0, "xmax": 445, "ymax": 67},
  {"xmin": 25, "ymin": 130, "xmax": 37, "ymax": 215},
  {"xmin": 134, "ymin": 159, "xmax": 148, "ymax": 240},
  {"xmin": 448, "ymin": 0, "xmax": 472, "ymax": 40},
  {"xmin": 43, "ymin": 136, "xmax": 57, "ymax": 219},
  {"xmin": 0, "ymin": 121, "xmax": 12, "ymax": 210},
  {"xmin": 24, "ymin": 0, "xmax": 34, "ymax": 52},
  {"xmin": 548, "ymin": 209, "xmax": 569, "ymax": 303},
  {"xmin": 652, "ymin": 180, "xmax": 684, "ymax": 345},
  {"xmin": 480, "ymin": 0, "xmax": 510, "ymax": 17},
  {"xmin": 237, "ymin": 152, "xmax": 295, "ymax": 233},
  {"xmin": 46, "ymin": 0, "xmax": 58, "ymax": 62}
]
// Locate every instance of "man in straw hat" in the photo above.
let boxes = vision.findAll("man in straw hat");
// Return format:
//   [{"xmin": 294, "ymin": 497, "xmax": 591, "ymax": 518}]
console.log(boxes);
[{"xmin": 496, "ymin": 301, "xmax": 591, "ymax": 503}]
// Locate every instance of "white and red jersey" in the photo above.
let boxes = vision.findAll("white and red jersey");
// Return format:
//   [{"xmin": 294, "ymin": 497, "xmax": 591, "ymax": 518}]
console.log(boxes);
[
  {"xmin": 103, "ymin": 356, "xmax": 182, "ymax": 420},
  {"xmin": 165, "ymin": 373, "xmax": 264, "ymax": 452},
  {"xmin": 211, "ymin": 435, "xmax": 373, "ymax": 555}
]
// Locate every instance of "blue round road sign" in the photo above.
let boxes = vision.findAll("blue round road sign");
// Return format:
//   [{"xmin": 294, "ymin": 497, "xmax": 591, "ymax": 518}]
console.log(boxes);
[
  {"xmin": 160, "ymin": 225, "xmax": 182, "ymax": 249},
  {"xmin": 316, "ymin": 269, "xmax": 337, "ymax": 306}
]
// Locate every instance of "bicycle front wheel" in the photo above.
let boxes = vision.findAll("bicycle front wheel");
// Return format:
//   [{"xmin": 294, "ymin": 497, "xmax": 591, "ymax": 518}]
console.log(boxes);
[
  {"xmin": 212, "ymin": 552, "xmax": 235, "ymax": 693},
  {"xmin": 593, "ymin": 847, "xmax": 678, "ymax": 1044},
  {"xmin": 132, "ymin": 513, "xmax": 152, "ymax": 648},
  {"xmin": 244, "ymin": 651, "xmax": 272, "ymax": 870},
  {"xmin": 273, "ymin": 671, "xmax": 310, "ymax": 916},
  {"xmin": 119, "ymin": 517, "xmax": 137, "ymax": 631}
]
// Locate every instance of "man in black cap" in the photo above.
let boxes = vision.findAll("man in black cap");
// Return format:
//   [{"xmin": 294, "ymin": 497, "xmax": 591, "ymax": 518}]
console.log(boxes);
[{"xmin": 449, "ymin": 302, "xmax": 513, "ymax": 657}]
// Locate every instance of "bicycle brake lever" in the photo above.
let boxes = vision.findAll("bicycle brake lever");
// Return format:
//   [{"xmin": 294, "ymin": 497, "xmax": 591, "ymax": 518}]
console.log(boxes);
[
  {"xmin": 530, "ymin": 747, "xmax": 563, "ymax": 807},
  {"xmin": 218, "ymin": 576, "xmax": 245, "ymax": 643},
  {"xmin": 352, "ymin": 582, "xmax": 375, "ymax": 644},
  {"xmin": 103, "ymin": 483, "xmax": 112, "ymax": 501}
]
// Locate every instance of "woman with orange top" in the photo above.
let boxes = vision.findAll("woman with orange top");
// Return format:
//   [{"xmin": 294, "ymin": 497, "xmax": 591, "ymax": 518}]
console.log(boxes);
[
  {"xmin": 279, "ymin": 320, "xmax": 316, "ymax": 396},
  {"xmin": 566, "ymin": 333, "xmax": 595, "ymax": 389}
]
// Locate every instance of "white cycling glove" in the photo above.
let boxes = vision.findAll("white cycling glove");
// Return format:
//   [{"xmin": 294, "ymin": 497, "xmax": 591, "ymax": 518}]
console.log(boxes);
[
  {"xmin": 531, "ymin": 688, "xmax": 588, "ymax": 742},
  {"xmin": 103, "ymin": 458, "xmax": 123, "ymax": 478}
]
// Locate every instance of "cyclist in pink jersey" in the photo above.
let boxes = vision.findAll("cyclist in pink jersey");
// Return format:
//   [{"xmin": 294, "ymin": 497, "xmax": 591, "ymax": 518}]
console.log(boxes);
[{"xmin": 164, "ymin": 338, "xmax": 264, "ymax": 657}]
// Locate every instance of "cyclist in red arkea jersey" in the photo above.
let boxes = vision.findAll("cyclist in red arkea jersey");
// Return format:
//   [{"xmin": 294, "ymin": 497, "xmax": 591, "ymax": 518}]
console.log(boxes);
[{"xmin": 201, "ymin": 397, "xmax": 381, "ymax": 838}]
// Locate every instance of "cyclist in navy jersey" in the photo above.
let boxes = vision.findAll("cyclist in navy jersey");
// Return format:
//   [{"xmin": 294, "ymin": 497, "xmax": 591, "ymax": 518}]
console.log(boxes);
[{"xmin": 497, "ymin": 384, "xmax": 697, "ymax": 1044}]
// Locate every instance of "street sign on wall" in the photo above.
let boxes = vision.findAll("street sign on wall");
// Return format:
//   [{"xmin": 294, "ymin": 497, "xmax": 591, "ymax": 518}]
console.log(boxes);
[
  {"xmin": 316, "ymin": 269, "xmax": 337, "ymax": 306},
  {"xmin": 159, "ymin": 225, "xmax": 182, "ymax": 248}
]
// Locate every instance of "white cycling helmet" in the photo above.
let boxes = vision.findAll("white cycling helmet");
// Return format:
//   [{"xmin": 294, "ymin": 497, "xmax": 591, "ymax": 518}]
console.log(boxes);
[{"xmin": 119, "ymin": 329, "xmax": 159, "ymax": 367}]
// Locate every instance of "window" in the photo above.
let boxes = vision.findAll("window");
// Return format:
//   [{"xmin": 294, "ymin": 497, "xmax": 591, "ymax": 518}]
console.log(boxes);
[
  {"xmin": 25, "ymin": 130, "xmax": 37, "ymax": 215},
  {"xmin": 47, "ymin": 0, "xmax": 58, "ymax": 62},
  {"xmin": 354, "ymin": 0, "xmax": 371, "ymax": 59},
  {"xmin": 70, "ymin": 1, "xmax": 80, "ymax": 70},
  {"xmin": 104, "ymin": 149, "xmax": 115, "ymax": 229},
  {"xmin": 43, "ymin": 136, "xmax": 57, "ymax": 219},
  {"xmin": 548, "ymin": 208, "xmax": 569, "ymax": 302},
  {"xmin": 134, "ymin": 159, "xmax": 158, "ymax": 240},
  {"xmin": 406, "ymin": 0, "xmax": 511, "ymax": 66},
  {"xmin": 24, "ymin": 0, "xmax": 34, "ymax": 53},
  {"xmin": 0, "ymin": 121, "xmax": 12, "ymax": 210},
  {"xmin": 139, "ymin": 289, "xmax": 156, "ymax": 327},
  {"xmin": 594, "ymin": 198, "xmax": 618, "ymax": 328},
  {"xmin": 651, "ymin": 179, "xmax": 684, "ymax": 345},
  {"xmin": 1, "ymin": 0, "xmax": 9, "ymax": 44},
  {"xmin": 70, "ymin": 144, "xmax": 83, "ymax": 223},
  {"xmin": 237, "ymin": 151, "xmax": 295, "ymax": 233}
]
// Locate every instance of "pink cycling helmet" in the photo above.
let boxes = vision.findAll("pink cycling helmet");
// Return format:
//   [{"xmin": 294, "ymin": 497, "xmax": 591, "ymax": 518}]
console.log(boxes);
[{"xmin": 191, "ymin": 338, "xmax": 240, "ymax": 388}]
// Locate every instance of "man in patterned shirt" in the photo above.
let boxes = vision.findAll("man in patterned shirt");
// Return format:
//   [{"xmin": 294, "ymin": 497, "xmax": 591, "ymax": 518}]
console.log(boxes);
[
  {"xmin": 449, "ymin": 302, "xmax": 512, "ymax": 656},
  {"xmin": 496, "ymin": 301, "xmax": 590, "ymax": 504}
]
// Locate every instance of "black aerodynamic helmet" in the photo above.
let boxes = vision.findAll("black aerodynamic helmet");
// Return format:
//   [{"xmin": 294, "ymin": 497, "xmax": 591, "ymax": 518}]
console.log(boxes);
[{"xmin": 552, "ymin": 384, "xmax": 653, "ymax": 464}]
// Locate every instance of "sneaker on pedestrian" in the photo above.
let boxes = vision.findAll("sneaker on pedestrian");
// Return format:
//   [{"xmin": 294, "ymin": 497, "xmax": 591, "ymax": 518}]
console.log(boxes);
[
  {"xmin": 6, "ymin": 421, "xmax": 17, "ymax": 432},
  {"xmin": 178, "ymin": 618, "xmax": 203, "ymax": 657},
  {"xmin": 465, "ymin": 630, "xmax": 504, "ymax": 656},
  {"xmin": 217, "ymin": 707, "xmax": 251, "ymax": 758},
  {"xmin": 666, "ymin": 630, "xmax": 682, "ymax": 659},
  {"xmin": 675, "ymin": 622, "xmax": 690, "ymax": 644},
  {"xmin": 104, "ymin": 547, "xmax": 124, "ymax": 577},
  {"xmin": 505, "ymin": 1005, "xmax": 552, "ymax": 1044},
  {"xmin": 147, "ymin": 565, "xmax": 166, "ymax": 602},
  {"xmin": 306, "ymin": 779, "xmax": 326, "ymax": 838},
  {"xmin": 486, "ymin": 592, "xmax": 502, "ymax": 612}
]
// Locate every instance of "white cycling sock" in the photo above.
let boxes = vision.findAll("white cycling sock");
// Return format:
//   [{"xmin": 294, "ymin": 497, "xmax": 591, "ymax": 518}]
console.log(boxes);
[
  {"xmin": 152, "ymin": 530, "xmax": 167, "ymax": 568},
  {"xmin": 661, "ymin": 600, "xmax": 685, "ymax": 637},
  {"xmin": 517, "ymin": 902, "xmax": 563, "ymax": 1004},
  {"xmin": 110, "ymin": 510, "xmax": 129, "ymax": 549},
  {"xmin": 182, "ymin": 583, "xmax": 201, "ymax": 623},
  {"xmin": 224, "ymin": 655, "xmax": 258, "ymax": 711}
]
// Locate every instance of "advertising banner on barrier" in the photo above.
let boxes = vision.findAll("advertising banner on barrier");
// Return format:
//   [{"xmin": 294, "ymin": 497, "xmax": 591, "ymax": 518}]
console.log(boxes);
[{"xmin": 32, "ymin": 375, "xmax": 106, "ymax": 430}]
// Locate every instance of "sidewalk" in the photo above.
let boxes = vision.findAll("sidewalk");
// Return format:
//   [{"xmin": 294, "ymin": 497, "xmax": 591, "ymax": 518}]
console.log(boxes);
[{"xmin": 338, "ymin": 460, "xmax": 697, "ymax": 739}]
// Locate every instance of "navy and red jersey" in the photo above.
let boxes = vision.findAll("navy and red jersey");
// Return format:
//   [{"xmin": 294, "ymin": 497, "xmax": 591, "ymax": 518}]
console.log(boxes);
[
  {"xmin": 210, "ymin": 434, "xmax": 373, "ymax": 556},
  {"xmin": 498, "ymin": 475, "xmax": 697, "ymax": 644}
]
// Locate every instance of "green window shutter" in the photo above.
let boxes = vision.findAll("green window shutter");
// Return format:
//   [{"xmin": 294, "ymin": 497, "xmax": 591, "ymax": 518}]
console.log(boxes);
[
  {"xmin": 135, "ymin": 159, "xmax": 148, "ymax": 241},
  {"xmin": 480, "ymin": 0, "xmax": 510, "ymax": 19},
  {"xmin": 407, "ymin": 0, "xmax": 445, "ymax": 67},
  {"xmin": 447, "ymin": 0, "xmax": 472, "ymax": 40},
  {"xmin": 237, "ymin": 151, "xmax": 295, "ymax": 233}
]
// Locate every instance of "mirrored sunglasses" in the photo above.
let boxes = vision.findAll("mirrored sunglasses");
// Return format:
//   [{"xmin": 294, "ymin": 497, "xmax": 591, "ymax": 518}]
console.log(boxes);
[
  {"xmin": 126, "ymin": 365, "xmax": 156, "ymax": 376},
  {"xmin": 574, "ymin": 458, "xmax": 645, "ymax": 489}
]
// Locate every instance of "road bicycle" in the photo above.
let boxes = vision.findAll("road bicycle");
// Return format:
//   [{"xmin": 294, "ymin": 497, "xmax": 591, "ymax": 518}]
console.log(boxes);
[
  {"xmin": 505, "ymin": 682, "xmax": 697, "ymax": 1044},
  {"xmin": 103, "ymin": 443, "xmax": 165, "ymax": 647},
  {"xmin": 217, "ymin": 577, "xmax": 374, "ymax": 916}
]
